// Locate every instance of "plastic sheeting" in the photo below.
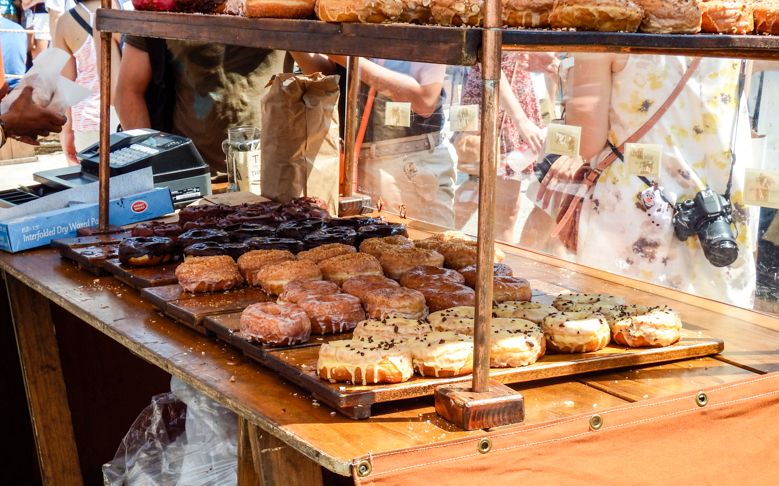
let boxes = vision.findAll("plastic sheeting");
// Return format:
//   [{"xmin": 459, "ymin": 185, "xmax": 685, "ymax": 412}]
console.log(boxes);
[{"xmin": 103, "ymin": 377, "xmax": 237, "ymax": 486}]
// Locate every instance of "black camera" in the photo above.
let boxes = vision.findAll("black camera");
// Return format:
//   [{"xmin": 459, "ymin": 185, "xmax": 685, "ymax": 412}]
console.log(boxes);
[
  {"xmin": 534, "ymin": 154, "xmax": 561, "ymax": 182},
  {"xmin": 672, "ymin": 187, "xmax": 738, "ymax": 267}
]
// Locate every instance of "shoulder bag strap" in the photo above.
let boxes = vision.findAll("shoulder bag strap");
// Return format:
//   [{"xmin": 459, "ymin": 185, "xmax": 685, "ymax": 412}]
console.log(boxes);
[{"xmin": 552, "ymin": 57, "xmax": 702, "ymax": 242}]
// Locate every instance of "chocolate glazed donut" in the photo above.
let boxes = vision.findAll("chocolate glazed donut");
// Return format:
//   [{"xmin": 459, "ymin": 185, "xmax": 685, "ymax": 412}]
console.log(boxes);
[
  {"xmin": 326, "ymin": 217, "xmax": 384, "ymax": 228},
  {"xmin": 183, "ymin": 241, "xmax": 226, "ymax": 258},
  {"xmin": 177, "ymin": 204, "xmax": 231, "ymax": 223},
  {"xmin": 177, "ymin": 228, "xmax": 230, "ymax": 249},
  {"xmin": 119, "ymin": 236, "xmax": 176, "ymax": 266},
  {"xmin": 244, "ymin": 237, "xmax": 305, "ymax": 254},
  {"xmin": 228, "ymin": 223, "xmax": 276, "ymax": 242},
  {"xmin": 356, "ymin": 223, "xmax": 408, "ymax": 244},
  {"xmin": 303, "ymin": 227, "xmax": 357, "ymax": 249},
  {"xmin": 276, "ymin": 218, "xmax": 328, "ymax": 240}
]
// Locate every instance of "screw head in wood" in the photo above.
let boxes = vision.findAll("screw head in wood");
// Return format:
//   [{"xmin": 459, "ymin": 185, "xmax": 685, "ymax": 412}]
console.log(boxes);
[
  {"xmin": 589, "ymin": 414, "xmax": 603, "ymax": 431},
  {"xmin": 696, "ymin": 391, "xmax": 709, "ymax": 407},
  {"xmin": 477, "ymin": 438, "xmax": 492, "ymax": 454}
]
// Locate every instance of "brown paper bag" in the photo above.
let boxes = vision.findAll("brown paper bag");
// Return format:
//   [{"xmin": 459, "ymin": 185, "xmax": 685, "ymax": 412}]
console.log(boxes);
[{"xmin": 260, "ymin": 73, "xmax": 340, "ymax": 215}]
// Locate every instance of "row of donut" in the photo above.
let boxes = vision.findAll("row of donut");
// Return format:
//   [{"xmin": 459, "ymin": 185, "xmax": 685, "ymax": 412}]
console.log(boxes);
[
  {"xmin": 316, "ymin": 0, "xmax": 778, "ymax": 35},
  {"xmin": 315, "ymin": 293, "xmax": 683, "ymax": 386},
  {"xmin": 133, "ymin": 0, "xmax": 779, "ymax": 36},
  {"xmin": 118, "ymin": 216, "xmax": 406, "ymax": 267}
]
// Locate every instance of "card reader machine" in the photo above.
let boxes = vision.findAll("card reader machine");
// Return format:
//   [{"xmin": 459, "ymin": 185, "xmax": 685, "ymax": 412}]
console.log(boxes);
[{"xmin": 34, "ymin": 129, "xmax": 212, "ymax": 206}]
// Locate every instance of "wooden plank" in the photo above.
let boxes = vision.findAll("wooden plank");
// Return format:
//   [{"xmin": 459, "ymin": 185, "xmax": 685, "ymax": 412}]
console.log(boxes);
[
  {"xmin": 58, "ymin": 244, "xmax": 119, "ymax": 276},
  {"xmin": 95, "ymin": 9, "xmax": 480, "ymax": 65},
  {"xmin": 102, "ymin": 258, "xmax": 180, "ymax": 289},
  {"xmin": 165, "ymin": 287, "xmax": 272, "ymax": 333},
  {"xmin": 435, "ymin": 380, "xmax": 524, "ymax": 430},
  {"xmin": 140, "ymin": 283, "xmax": 186, "ymax": 311},
  {"xmin": 50, "ymin": 231, "xmax": 131, "ymax": 249},
  {"xmin": 238, "ymin": 417, "xmax": 261, "ymax": 486},
  {"xmin": 501, "ymin": 30, "xmax": 779, "ymax": 60},
  {"xmin": 580, "ymin": 357, "xmax": 757, "ymax": 402},
  {"xmin": 258, "ymin": 332, "xmax": 723, "ymax": 418},
  {"xmin": 250, "ymin": 423, "xmax": 324, "ymax": 486},
  {"xmin": 4, "ymin": 273, "xmax": 83, "ymax": 485}
]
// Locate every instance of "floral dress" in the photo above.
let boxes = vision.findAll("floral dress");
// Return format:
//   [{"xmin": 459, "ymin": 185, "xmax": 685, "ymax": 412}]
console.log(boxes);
[{"xmin": 577, "ymin": 56, "xmax": 757, "ymax": 306}]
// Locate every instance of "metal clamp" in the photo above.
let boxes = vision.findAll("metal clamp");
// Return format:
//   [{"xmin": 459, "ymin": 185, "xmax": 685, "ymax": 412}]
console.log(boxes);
[{"xmin": 696, "ymin": 391, "xmax": 709, "ymax": 407}]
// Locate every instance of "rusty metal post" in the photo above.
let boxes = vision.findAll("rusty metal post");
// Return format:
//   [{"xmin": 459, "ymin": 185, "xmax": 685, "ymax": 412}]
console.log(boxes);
[
  {"xmin": 471, "ymin": 0, "xmax": 502, "ymax": 393},
  {"xmin": 343, "ymin": 56, "xmax": 360, "ymax": 198},
  {"xmin": 98, "ymin": 0, "xmax": 112, "ymax": 230}
]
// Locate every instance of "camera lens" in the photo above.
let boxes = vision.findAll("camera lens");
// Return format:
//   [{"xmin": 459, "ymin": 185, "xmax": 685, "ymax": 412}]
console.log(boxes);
[{"xmin": 699, "ymin": 218, "xmax": 739, "ymax": 267}]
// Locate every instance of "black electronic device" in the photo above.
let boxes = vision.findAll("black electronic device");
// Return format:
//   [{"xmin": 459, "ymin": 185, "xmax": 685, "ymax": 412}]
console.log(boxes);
[{"xmin": 34, "ymin": 129, "xmax": 212, "ymax": 206}]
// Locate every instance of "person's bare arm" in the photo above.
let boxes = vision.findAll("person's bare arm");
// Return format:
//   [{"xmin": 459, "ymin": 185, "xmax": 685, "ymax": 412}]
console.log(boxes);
[
  {"xmin": 115, "ymin": 44, "xmax": 152, "ymax": 129},
  {"xmin": 565, "ymin": 53, "xmax": 616, "ymax": 162},
  {"xmin": 290, "ymin": 52, "xmax": 338, "ymax": 75},
  {"xmin": 54, "ymin": 22, "xmax": 79, "ymax": 163},
  {"xmin": 499, "ymin": 72, "xmax": 543, "ymax": 153}
]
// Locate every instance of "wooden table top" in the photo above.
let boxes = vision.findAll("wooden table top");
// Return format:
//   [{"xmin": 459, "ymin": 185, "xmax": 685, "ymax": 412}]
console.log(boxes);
[{"xmin": 2, "ymin": 225, "xmax": 778, "ymax": 476}]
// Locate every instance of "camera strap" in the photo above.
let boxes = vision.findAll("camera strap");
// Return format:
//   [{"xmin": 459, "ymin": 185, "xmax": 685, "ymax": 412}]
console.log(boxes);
[{"xmin": 608, "ymin": 59, "xmax": 746, "ymax": 205}]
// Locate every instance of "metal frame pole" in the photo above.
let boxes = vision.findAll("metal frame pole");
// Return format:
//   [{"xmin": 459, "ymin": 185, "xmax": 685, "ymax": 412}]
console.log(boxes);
[
  {"xmin": 98, "ymin": 0, "xmax": 112, "ymax": 231},
  {"xmin": 471, "ymin": 0, "xmax": 502, "ymax": 393},
  {"xmin": 343, "ymin": 56, "xmax": 360, "ymax": 198}
]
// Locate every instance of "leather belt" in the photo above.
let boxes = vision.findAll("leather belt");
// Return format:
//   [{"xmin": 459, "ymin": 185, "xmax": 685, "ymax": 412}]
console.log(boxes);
[{"xmin": 360, "ymin": 132, "xmax": 442, "ymax": 159}]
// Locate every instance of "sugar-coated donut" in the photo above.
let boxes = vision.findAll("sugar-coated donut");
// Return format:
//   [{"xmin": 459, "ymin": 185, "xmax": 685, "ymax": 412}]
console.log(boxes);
[
  {"xmin": 318, "ymin": 252, "xmax": 384, "ymax": 285},
  {"xmin": 352, "ymin": 318, "xmax": 433, "ymax": 344},
  {"xmin": 610, "ymin": 305, "xmax": 683, "ymax": 347},
  {"xmin": 363, "ymin": 287, "xmax": 428, "ymax": 320},
  {"xmin": 298, "ymin": 293, "xmax": 366, "ymax": 334},
  {"xmin": 427, "ymin": 306, "xmax": 475, "ymax": 334},
  {"xmin": 634, "ymin": 0, "xmax": 702, "ymax": 33},
  {"xmin": 296, "ymin": 243, "xmax": 356, "ymax": 264},
  {"xmin": 399, "ymin": 265, "xmax": 465, "ymax": 289},
  {"xmin": 493, "ymin": 301, "xmax": 557, "ymax": 324},
  {"xmin": 413, "ymin": 231, "xmax": 469, "ymax": 252},
  {"xmin": 755, "ymin": 2, "xmax": 779, "ymax": 35},
  {"xmin": 409, "ymin": 331, "xmax": 474, "ymax": 377},
  {"xmin": 277, "ymin": 279, "xmax": 340, "ymax": 305},
  {"xmin": 437, "ymin": 239, "xmax": 506, "ymax": 270},
  {"xmin": 359, "ymin": 235, "xmax": 415, "ymax": 258},
  {"xmin": 175, "ymin": 255, "xmax": 244, "ymax": 293},
  {"xmin": 317, "ymin": 340, "xmax": 413, "ymax": 385},
  {"xmin": 379, "ymin": 247, "xmax": 444, "ymax": 280},
  {"xmin": 542, "ymin": 311, "xmax": 611, "ymax": 353},
  {"xmin": 493, "ymin": 276, "xmax": 532, "ymax": 303},
  {"xmin": 256, "ymin": 259, "xmax": 322, "ymax": 295},
  {"xmin": 552, "ymin": 293, "xmax": 625, "ymax": 311},
  {"xmin": 237, "ymin": 249, "xmax": 296, "ymax": 286},
  {"xmin": 550, "ymin": 0, "xmax": 644, "ymax": 32},
  {"xmin": 239, "ymin": 302, "xmax": 311, "ymax": 346},
  {"xmin": 701, "ymin": 0, "xmax": 754, "ymax": 34},
  {"xmin": 459, "ymin": 262, "xmax": 513, "ymax": 288},
  {"xmin": 491, "ymin": 318, "xmax": 546, "ymax": 367},
  {"xmin": 416, "ymin": 281, "xmax": 475, "ymax": 312},
  {"xmin": 341, "ymin": 274, "xmax": 400, "ymax": 302}
]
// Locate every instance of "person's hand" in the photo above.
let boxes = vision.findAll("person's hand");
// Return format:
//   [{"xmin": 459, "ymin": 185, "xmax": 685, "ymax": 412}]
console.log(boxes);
[
  {"xmin": 535, "ymin": 154, "xmax": 587, "ymax": 211},
  {"xmin": 60, "ymin": 129, "xmax": 79, "ymax": 166},
  {"xmin": 1, "ymin": 87, "xmax": 67, "ymax": 145},
  {"xmin": 527, "ymin": 53, "xmax": 560, "ymax": 75},
  {"xmin": 516, "ymin": 119, "xmax": 545, "ymax": 154}
]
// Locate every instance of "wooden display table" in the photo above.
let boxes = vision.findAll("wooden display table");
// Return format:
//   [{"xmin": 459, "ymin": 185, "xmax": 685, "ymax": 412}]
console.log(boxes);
[{"xmin": 3, "ymin": 230, "xmax": 779, "ymax": 484}]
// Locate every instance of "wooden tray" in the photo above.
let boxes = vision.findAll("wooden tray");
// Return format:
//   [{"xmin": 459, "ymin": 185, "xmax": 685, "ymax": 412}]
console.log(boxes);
[
  {"xmin": 53, "ymin": 232, "xmax": 131, "ymax": 275},
  {"xmin": 103, "ymin": 258, "xmax": 180, "ymax": 289},
  {"xmin": 142, "ymin": 284, "xmax": 272, "ymax": 334},
  {"xmin": 254, "ymin": 332, "xmax": 724, "ymax": 419},
  {"xmin": 51, "ymin": 231, "xmax": 132, "ymax": 249}
]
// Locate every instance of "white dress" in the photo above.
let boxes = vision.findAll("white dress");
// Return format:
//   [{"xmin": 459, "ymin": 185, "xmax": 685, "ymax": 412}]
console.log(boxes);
[{"xmin": 577, "ymin": 56, "xmax": 757, "ymax": 307}]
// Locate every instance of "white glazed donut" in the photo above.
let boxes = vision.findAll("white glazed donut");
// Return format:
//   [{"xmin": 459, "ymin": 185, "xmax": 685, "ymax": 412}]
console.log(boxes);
[
  {"xmin": 493, "ymin": 301, "xmax": 557, "ymax": 324},
  {"xmin": 611, "ymin": 305, "xmax": 683, "ymax": 347},
  {"xmin": 552, "ymin": 293, "xmax": 625, "ymax": 311},
  {"xmin": 490, "ymin": 318, "xmax": 546, "ymax": 367},
  {"xmin": 409, "ymin": 331, "xmax": 474, "ymax": 377},
  {"xmin": 542, "ymin": 311, "xmax": 611, "ymax": 353}
]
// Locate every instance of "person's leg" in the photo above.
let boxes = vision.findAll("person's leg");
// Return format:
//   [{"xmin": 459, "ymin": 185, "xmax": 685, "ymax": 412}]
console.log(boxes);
[{"xmin": 494, "ymin": 176, "xmax": 523, "ymax": 244}]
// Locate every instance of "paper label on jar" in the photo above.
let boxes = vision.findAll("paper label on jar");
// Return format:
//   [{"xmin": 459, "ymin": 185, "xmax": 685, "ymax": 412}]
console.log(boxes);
[
  {"xmin": 234, "ymin": 149, "xmax": 262, "ymax": 195},
  {"xmin": 450, "ymin": 105, "xmax": 479, "ymax": 132},
  {"xmin": 625, "ymin": 143, "xmax": 662, "ymax": 178},
  {"xmin": 385, "ymin": 102, "xmax": 412, "ymax": 127},
  {"xmin": 545, "ymin": 124, "xmax": 581, "ymax": 157},
  {"xmin": 744, "ymin": 168, "xmax": 779, "ymax": 209}
]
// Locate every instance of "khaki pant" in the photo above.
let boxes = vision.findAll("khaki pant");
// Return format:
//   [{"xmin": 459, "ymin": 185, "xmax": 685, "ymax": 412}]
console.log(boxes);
[{"xmin": 356, "ymin": 138, "xmax": 455, "ymax": 228}]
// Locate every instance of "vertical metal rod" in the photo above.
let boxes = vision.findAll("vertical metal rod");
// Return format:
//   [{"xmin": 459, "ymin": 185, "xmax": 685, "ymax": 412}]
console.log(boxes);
[
  {"xmin": 98, "ymin": 2, "xmax": 112, "ymax": 231},
  {"xmin": 343, "ymin": 56, "xmax": 360, "ymax": 200},
  {"xmin": 472, "ymin": 0, "xmax": 502, "ymax": 394}
]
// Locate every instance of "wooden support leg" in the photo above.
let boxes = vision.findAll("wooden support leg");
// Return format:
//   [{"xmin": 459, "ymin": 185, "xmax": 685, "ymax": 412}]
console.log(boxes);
[
  {"xmin": 5, "ymin": 274, "xmax": 83, "ymax": 485},
  {"xmin": 238, "ymin": 416, "xmax": 261, "ymax": 486},
  {"xmin": 242, "ymin": 420, "xmax": 324, "ymax": 486}
]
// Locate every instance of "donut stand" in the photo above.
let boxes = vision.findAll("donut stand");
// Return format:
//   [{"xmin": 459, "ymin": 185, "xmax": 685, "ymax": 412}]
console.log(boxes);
[{"xmin": 2, "ymin": 0, "xmax": 779, "ymax": 484}]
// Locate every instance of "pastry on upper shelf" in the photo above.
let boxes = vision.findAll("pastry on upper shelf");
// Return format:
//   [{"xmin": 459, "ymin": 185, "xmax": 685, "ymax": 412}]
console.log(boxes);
[
  {"xmin": 754, "ymin": 0, "xmax": 779, "ymax": 35},
  {"xmin": 700, "ymin": 0, "xmax": 754, "ymax": 34},
  {"xmin": 503, "ymin": 0, "xmax": 554, "ymax": 28},
  {"xmin": 400, "ymin": 0, "xmax": 434, "ymax": 23},
  {"xmin": 430, "ymin": 0, "xmax": 484, "ymax": 26},
  {"xmin": 224, "ymin": 0, "xmax": 317, "ymax": 17},
  {"xmin": 633, "ymin": 0, "xmax": 702, "ymax": 33},
  {"xmin": 549, "ymin": 0, "xmax": 644, "ymax": 32},
  {"xmin": 315, "ymin": 0, "xmax": 404, "ymax": 22}
]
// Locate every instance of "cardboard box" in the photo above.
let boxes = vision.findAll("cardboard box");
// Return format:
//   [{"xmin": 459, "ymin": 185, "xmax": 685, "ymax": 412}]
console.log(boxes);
[{"xmin": 0, "ymin": 187, "xmax": 174, "ymax": 253}]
